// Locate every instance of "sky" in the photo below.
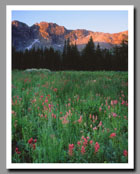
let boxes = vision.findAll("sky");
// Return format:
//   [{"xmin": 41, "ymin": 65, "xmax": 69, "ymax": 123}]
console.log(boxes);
[{"xmin": 12, "ymin": 10, "xmax": 128, "ymax": 33}]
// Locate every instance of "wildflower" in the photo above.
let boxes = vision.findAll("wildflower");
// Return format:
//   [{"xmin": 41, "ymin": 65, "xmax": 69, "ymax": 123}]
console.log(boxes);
[
  {"xmin": 94, "ymin": 142, "xmax": 100, "ymax": 153},
  {"xmin": 112, "ymin": 113, "xmax": 117, "ymax": 117},
  {"xmin": 78, "ymin": 116, "xmax": 82, "ymax": 123},
  {"xmin": 123, "ymin": 150, "xmax": 128, "ymax": 157},
  {"xmin": 15, "ymin": 147, "xmax": 21, "ymax": 154},
  {"xmin": 109, "ymin": 133, "xmax": 116, "ymax": 138},
  {"xmin": 114, "ymin": 100, "xmax": 118, "ymax": 104},
  {"xmin": 15, "ymin": 148, "xmax": 18, "ymax": 153},
  {"xmin": 99, "ymin": 107, "xmax": 102, "ymax": 112},
  {"xmin": 45, "ymin": 99, "xmax": 48, "ymax": 103},
  {"xmin": 32, "ymin": 144, "xmax": 36, "ymax": 150},
  {"xmin": 32, "ymin": 98, "xmax": 36, "ymax": 103},
  {"xmin": 98, "ymin": 121, "xmax": 102, "ymax": 127},
  {"xmin": 62, "ymin": 118, "xmax": 69, "ymax": 124},
  {"xmin": 77, "ymin": 141, "xmax": 81, "ymax": 146},
  {"xmin": 68, "ymin": 144, "xmax": 74, "ymax": 156},
  {"xmin": 90, "ymin": 140, "xmax": 93, "ymax": 144},
  {"xmin": 40, "ymin": 95, "xmax": 43, "ymax": 98},
  {"xmin": 121, "ymin": 100, "xmax": 125, "ymax": 105},
  {"xmin": 81, "ymin": 146, "xmax": 85, "ymax": 154},
  {"xmin": 89, "ymin": 114, "xmax": 92, "ymax": 119},
  {"xmin": 93, "ymin": 127, "xmax": 97, "ymax": 130},
  {"xmin": 124, "ymin": 116, "xmax": 127, "ymax": 120},
  {"xmin": 28, "ymin": 138, "xmax": 33, "ymax": 144},
  {"xmin": 34, "ymin": 139, "xmax": 37, "ymax": 143},
  {"xmin": 87, "ymin": 136, "xmax": 90, "ymax": 140},
  {"xmin": 111, "ymin": 100, "xmax": 114, "ymax": 106},
  {"xmin": 108, "ymin": 105, "xmax": 110, "ymax": 110},
  {"xmin": 83, "ymin": 138, "xmax": 88, "ymax": 147},
  {"xmin": 53, "ymin": 88, "xmax": 57, "ymax": 92}
]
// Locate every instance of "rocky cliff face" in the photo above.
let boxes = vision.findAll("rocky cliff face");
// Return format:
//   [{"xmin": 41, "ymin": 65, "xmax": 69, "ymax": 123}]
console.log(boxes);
[{"xmin": 12, "ymin": 20, "xmax": 128, "ymax": 51}]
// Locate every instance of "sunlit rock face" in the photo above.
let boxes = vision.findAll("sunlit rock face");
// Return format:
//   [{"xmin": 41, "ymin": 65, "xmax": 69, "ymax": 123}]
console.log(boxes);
[{"xmin": 12, "ymin": 20, "xmax": 128, "ymax": 51}]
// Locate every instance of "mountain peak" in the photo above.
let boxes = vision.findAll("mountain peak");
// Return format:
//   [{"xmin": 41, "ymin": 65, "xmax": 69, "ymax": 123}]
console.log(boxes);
[
  {"xmin": 12, "ymin": 20, "xmax": 128, "ymax": 51},
  {"xmin": 12, "ymin": 20, "xmax": 29, "ymax": 28}
]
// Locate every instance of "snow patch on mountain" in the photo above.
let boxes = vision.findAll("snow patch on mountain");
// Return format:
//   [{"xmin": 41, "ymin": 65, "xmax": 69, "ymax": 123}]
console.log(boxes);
[{"xmin": 26, "ymin": 39, "xmax": 40, "ymax": 50}]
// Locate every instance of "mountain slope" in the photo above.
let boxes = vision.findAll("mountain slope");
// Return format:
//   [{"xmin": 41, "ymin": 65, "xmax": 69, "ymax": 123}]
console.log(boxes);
[{"xmin": 12, "ymin": 20, "xmax": 128, "ymax": 51}]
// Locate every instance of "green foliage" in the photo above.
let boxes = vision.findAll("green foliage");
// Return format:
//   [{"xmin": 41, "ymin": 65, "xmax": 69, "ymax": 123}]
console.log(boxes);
[{"xmin": 12, "ymin": 38, "xmax": 128, "ymax": 71}]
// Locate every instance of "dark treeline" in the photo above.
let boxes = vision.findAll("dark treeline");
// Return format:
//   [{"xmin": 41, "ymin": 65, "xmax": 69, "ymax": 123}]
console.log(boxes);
[{"xmin": 12, "ymin": 37, "xmax": 128, "ymax": 71}]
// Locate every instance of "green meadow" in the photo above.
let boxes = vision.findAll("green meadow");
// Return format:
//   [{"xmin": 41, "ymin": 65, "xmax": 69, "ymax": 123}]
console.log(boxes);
[{"xmin": 12, "ymin": 70, "xmax": 128, "ymax": 163}]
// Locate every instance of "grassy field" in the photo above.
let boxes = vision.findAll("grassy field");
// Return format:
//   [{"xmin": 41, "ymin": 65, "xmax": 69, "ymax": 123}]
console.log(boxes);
[{"xmin": 12, "ymin": 70, "xmax": 128, "ymax": 163}]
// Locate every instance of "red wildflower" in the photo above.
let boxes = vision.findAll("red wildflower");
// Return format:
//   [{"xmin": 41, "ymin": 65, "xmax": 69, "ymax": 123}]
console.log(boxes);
[
  {"xmin": 114, "ymin": 100, "xmax": 118, "ymax": 104},
  {"xmin": 77, "ymin": 141, "xmax": 81, "ymax": 146},
  {"xmin": 90, "ymin": 140, "xmax": 93, "ymax": 144},
  {"xmin": 112, "ymin": 113, "xmax": 117, "ymax": 117},
  {"xmin": 15, "ymin": 147, "xmax": 21, "ymax": 154},
  {"xmin": 53, "ymin": 88, "xmax": 57, "ymax": 92},
  {"xmin": 78, "ymin": 116, "xmax": 82, "ymax": 123},
  {"xmin": 83, "ymin": 138, "xmax": 88, "ymax": 147},
  {"xmin": 68, "ymin": 144, "xmax": 74, "ymax": 156},
  {"xmin": 111, "ymin": 100, "xmax": 114, "ymax": 106},
  {"xmin": 110, "ymin": 133, "xmax": 116, "ymax": 138},
  {"xmin": 81, "ymin": 146, "xmax": 85, "ymax": 154},
  {"xmin": 15, "ymin": 148, "xmax": 18, "ymax": 153},
  {"xmin": 98, "ymin": 121, "xmax": 102, "ymax": 127},
  {"xmin": 32, "ymin": 144, "xmax": 36, "ymax": 150},
  {"xmin": 94, "ymin": 142, "xmax": 100, "ymax": 153},
  {"xmin": 123, "ymin": 150, "xmax": 128, "ymax": 157},
  {"xmin": 124, "ymin": 116, "xmax": 127, "ymax": 120},
  {"xmin": 121, "ymin": 100, "xmax": 125, "ymax": 105},
  {"xmin": 34, "ymin": 139, "xmax": 37, "ymax": 143},
  {"xmin": 99, "ymin": 107, "xmax": 102, "ymax": 112},
  {"xmin": 93, "ymin": 126, "xmax": 97, "ymax": 130},
  {"xmin": 89, "ymin": 114, "xmax": 92, "ymax": 119},
  {"xmin": 45, "ymin": 99, "xmax": 48, "ymax": 103},
  {"xmin": 28, "ymin": 138, "xmax": 33, "ymax": 144}
]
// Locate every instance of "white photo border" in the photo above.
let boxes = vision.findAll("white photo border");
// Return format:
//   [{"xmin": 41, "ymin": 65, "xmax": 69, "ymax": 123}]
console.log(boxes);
[{"xmin": 6, "ymin": 5, "xmax": 134, "ymax": 169}]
